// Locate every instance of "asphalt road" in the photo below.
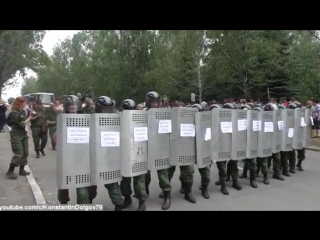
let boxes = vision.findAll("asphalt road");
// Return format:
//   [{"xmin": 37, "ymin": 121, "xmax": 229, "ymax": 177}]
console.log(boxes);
[{"xmin": 1, "ymin": 130, "xmax": 320, "ymax": 211}]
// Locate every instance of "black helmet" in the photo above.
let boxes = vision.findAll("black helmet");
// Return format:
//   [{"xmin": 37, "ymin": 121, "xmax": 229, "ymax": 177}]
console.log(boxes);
[
  {"xmin": 95, "ymin": 96, "xmax": 114, "ymax": 113},
  {"xmin": 122, "ymin": 99, "xmax": 136, "ymax": 110},
  {"xmin": 240, "ymin": 104, "xmax": 252, "ymax": 110},
  {"xmin": 63, "ymin": 95, "xmax": 82, "ymax": 113},
  {"xmin": 278, "ymin": 104, "xmax": 286, "ymax": 110},
  {"xmin": 288, "ymin": 101, "xmax": 302, "ymax": 109},
  {"xmin": 191, "ymin": 103, "xmax": 204, "ymax": 111},
  {"xmin": 223, "ymin": 103, "xmax": 235, "ymax": 109},
  {"xmin": 145, "ymin": 91, "xmax": 161, "ymax": 108},
  {"xmin": 253, "ymin": 107, "xmax": 263, "ymax": 111},
  {"xmin": 209, "ymin": 104, "xmax": 221, "ymax": 110},
  {"xmin": 264, "ymin": 103, "xmax": 278, "ymax": 111}
]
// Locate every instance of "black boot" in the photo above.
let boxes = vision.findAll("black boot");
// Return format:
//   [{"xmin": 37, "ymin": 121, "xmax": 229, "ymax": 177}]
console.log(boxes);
[
  {"xmin": 89, "ymin": 200, "xmax": 93, "ymax": 204},
  {"xmin": 122, "ymin": 196, "xmax": 132, "ymax": 209},
  {"xmin": 201, "ymin": 185, "xmax": 210, "ymax": 199},
  {"xmin": 282, "ymin": 168, "xmax": 290, "ymax": 177},
  {"xmin": 263, "ymin": 173, "xmax": 269, "ymax": 185},
  {"xmin": 114, "ymin": 205, "xmax": 122, "ymax": 211},
  {"xmin": 273, "ymin": 171, "xmax": 285, "ymax": 181},
  {"xmin": 36, "ymin": 151, "xmax": 40, "ymax": 158},
  {"xmin": 179, "ymin": 182, "xmax": 185, "ymax": 194},
  {"xmin": 137, "ymin": 200, "xmax": 146, "ymax": 211},
  {"xmin": 19, "ymin": 165, "xmax": 30, "ymax": 176},
  {"xmin": 220, "ymin": 180, "xmax": 229, "ymax": 195},
  {"xmin": 215, "ymin": 179, "xmax": 221, "ymax": 186},
  {"xmin": 159, "ymin": 191, "xmax": 164, "ymax": 199},
  {"xmin": 6, "ymin": 164, "xmax": 17, "ymax": 179},
  {"xmin": 162, "ymin": 191, "xmax": 171, "ymax": 210},
  {"xmin": 297, "ymin": 159, "xmax": 303, "ymax": 171},
  {"xmin": 40, "ymin": 149, "xmax": 46, "ymax": 156},
  {"xmin": 184, "ymin": 182, "xmax": 196, "ymax": 203},
  {"xmin": 232, "ymin": 178, "xmax": 242, "ymax": 190},
  {"xmin": 250, "ymin": 169, "xmax": 258, "ymax": 188},
  {"xmin": 289, "ymin": 168, "xmax": 296, "ymax": 174}
]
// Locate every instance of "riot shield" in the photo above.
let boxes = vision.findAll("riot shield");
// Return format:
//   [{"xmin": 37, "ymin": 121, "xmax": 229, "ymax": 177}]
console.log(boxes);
[
  {"xmin": 90, "ymin": 113, "xmax": 122, "ymax": 185},
  {"xmin": 121, "ymin": 110, "xmax": 148, "ymax": 177},
  {"xmin": 212, "ymin": 108, "xmax": 232, "ymax": 162},
  {"xmin": 292, "ymin": 109, "xmax": 306, "ymax": 150},
  {"xmin": 246, "ymin": 110, "xmax": 259, "ymax": 159},
  {"xmin": 195, "ymin": 111, "xmax": 212, "ymax": 168},
  {"xmin": 170, "ymin": 107, "xmax": 198, "ymax": 166},
  {"xmin": 147, "ymin": 108, "xmax": 171, "ymax": 171},
  {"xmin": 56, "ymin": 114, "xmax": 91, "ymax": 189},
  {"xmin": 231, "ymin": 110, "xmax": 247, "ymax": 160},
  {"xmin": 281, "ymin": 109, "xmax": 295, "ymax": 152},
  {"xmin": 303, "ymin": 108, "xmax": 312, "ymax": 148},
  {"xmin": 272, "ymin": 110, "xmax": 282, "ymax": 153},
  {"xmin": 258, "ymin": 111, "xmax": 273, "ymax": 158}
]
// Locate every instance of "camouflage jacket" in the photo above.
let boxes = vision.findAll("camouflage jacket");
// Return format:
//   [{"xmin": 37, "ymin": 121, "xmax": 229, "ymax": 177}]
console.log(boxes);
[
  {"xmin": 46, "ymin": 108, "xmax": 58, "ymax": 126},
  {"xmin": 7, "ymin": 110, "xmax": 28, "ymax": 135},
  {"xmin": 82, "ymin": 106, "xmax": 95, "ymax": 114},
  {"xmin": 30, "ymin": 107, "xmax": 48, "ymax": 127}
]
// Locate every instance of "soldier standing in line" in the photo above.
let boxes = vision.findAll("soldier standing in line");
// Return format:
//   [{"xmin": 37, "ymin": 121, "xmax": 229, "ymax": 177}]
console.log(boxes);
[
  {"xmin": 47, "ymin": 100, "xmax": 60, "ymax": 150},
  {"xmin": 120, "ymin": 99, "xmax": 148, "ymax": 211},
  {"xmin": 30, "ymin": 100, "xmax": 48, "ymax": 158}
]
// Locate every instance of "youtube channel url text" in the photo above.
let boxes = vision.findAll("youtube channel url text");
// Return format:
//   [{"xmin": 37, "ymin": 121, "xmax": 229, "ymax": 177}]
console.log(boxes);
[{"xmin": 0, "ymin": 205, "xmax": 103, "ymax": 211}]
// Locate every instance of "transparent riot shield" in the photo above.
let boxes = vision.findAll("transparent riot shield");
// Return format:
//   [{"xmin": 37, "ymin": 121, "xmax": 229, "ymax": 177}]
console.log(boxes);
[
  {"xmin": 231, "ymin": 110, "xmax": 247, "ymax": 160},
  {"xmin": 292, "ymin": 109, "xmax": 306, "ymax": 150},
  {"xmin": 281, "ymin": 109, "xmax": 295, "ymax": 152},
  {"xmin": 272, "ymin": 110, "xmax": 282, "ymax": 153},
  {"xmin": 246, "ymin": 110, "xmax": 259, "ymax": 159},
  {"xmin": 258, "ymin": 111, "xmax": 273, "ymax": 158}
]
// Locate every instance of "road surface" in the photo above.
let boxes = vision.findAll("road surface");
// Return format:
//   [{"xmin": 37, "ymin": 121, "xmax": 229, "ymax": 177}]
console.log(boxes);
[{"xmin": 1, "ymin": 130, "xmax": 320, "ymax": 210}]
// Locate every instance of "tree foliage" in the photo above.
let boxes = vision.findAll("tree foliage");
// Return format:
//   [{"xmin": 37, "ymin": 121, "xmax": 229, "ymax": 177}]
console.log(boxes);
[{"xmin": 19, "ymin": 30, "xmax": 320, "ymax": 103}]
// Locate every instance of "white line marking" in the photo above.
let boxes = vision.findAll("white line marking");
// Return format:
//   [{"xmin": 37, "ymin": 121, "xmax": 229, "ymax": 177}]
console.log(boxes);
[{"xmin": 24, "ymin": 165, "xmax": 46, "ymax": 205}]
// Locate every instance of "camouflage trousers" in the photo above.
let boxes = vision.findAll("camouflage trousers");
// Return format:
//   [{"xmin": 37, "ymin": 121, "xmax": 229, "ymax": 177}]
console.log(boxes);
[
  {"xmin": 198, "ymin": 166, "xmax": 211, "ymax": 186},
  {"xmin": 10, "ymin": 134, "xmax": 29, "ymax": 166},
  {"xmin": 256, "ymin": 157, "xmax": 268, "ymax": 175},
  {"xmin": 243, "ymin": 158, "xmax": 256, "ymax": 170},
  {"xmin": 280, "ymin": 150, "xmax": 296, "ymax": 170},
  {"xmin": 121, "ymin": 175, "xmax": 148, "ymax": 201},
  {"xmin": 268, "ymin": 152, "xmax": 281, "ymax": 172},
  {"xmin": 145, "ymin": 169, "xmax": 172, "ymax": 191},
  {"xmin": 219, "ymin": 160, "xmax": 239, "ymax": 180},
  {"xmin": 48, "ymin": 126, "xmax": 56, "ymax": 147},
  {"xmin": 58, "ymin": 184, "xmax": 122, "ymax": 205},
  {"xmin": 297, "ymin": 148, "xmax": 305, "ymax": 161},
  {"xmin": 31, "ymin": 127, "xmax": 48, "ymax": 151},
  {"xmin": 168, "ymin": 165, "xmax": 195, "ymax": 183}
]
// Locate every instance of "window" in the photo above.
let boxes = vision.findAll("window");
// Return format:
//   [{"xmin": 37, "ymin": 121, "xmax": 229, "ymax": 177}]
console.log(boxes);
[{"xmin": 37, "ymin": 94, "xmax": 55, "ymax": 104}]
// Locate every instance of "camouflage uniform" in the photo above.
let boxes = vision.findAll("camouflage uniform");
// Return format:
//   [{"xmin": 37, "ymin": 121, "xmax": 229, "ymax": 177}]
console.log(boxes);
[
  {"xmin": 281, "ymin": 150, "xmax": 296, "ymax": 176},
  {"xmin": 30, "ymin": 106, "xmax": 48, "ymax": 158},
  {"xmin": 82, "ymin": 106, "xmax": 95, "ymax": 114},
  {"xmin": 270, "ymin": 153, "xmax": 284, "ymax": 180},
  {"xmin": 5, "ymin": 110, "xmax": 30, "ymax": 179},
  {"xmin": 296, "ymin": 148, "xmax": 305, "ymax": 171},
  {"xmin": 46, "ymin": 108, "xmax": 57, "ymax": 150}
]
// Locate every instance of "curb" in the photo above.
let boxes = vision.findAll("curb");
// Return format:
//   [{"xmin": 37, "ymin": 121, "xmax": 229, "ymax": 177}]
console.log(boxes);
[{"xmin": 305, "ymin": 147, "xmax": 320, "ymax": 152}]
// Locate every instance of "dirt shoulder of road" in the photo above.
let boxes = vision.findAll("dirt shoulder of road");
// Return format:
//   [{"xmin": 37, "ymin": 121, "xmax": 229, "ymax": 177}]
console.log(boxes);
[
  {"xmin": 0, "ymin": 132, "xmax": 36, "ymax": 206},
  {"xmin": 309, "ymin": 137, "xmax": 320, "ymax": 148}
]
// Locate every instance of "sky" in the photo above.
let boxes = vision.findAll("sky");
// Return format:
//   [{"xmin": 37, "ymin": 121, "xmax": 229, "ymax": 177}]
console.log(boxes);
[{"xmin": 1, "ymin": 30, "xmax": 80, "ymax": 101}]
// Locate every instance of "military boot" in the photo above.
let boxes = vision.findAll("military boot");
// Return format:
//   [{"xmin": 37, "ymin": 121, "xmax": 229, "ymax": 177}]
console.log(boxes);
[
  {"xmin": 36, "ymin": 151, "xmax": 40, "ymax": 158},
  {"xmin": 272, "ymin": 171, "xmax": 285, "ymax": 181},
  {"xmin": 137, "ymin": 200, "xmax": 146, "ymax": 211},
  {"xmin": 114, "ymin": 205, "xmax": 122, "ymax": 211},
  {"xmin": 162, "ymin": 191, "xmax": 171, "ymax": 210},
  {"xmin": 282, "ymin": 168, "xmax": 290, "ymax": 177},
  {"xmin": 89, "ymin": 200, "xmax": 93, "ymax": 204},
  {"xmin": 215, "ymin": 179, "xmax": 221, "ymax": 186},
  {"xmin": 179, "ymin": 182, "xmax": 186, "ymax": 194},
  {"xmin": 6, "ymin": 164, "xmax": 17, "ymax": 179},
  {"xmin": 122, "ymin": 196, "xmax": 132, "ymax": 209},
  {"xmin": 220, "ymin": 180, "xmax": 229, "ymax": 195},
  {"xmin": 184, "ymin": 182, "xmax": 196, "ymax": 203},
  {"xmin": 40, "ymin": 149, "xmax": 46, "ymax": 156},
  {"xmin": 249, "ymin": 169, "xmax": 257, "ymax": 188},
  {"xmin": 19, "ymin": 165, "xmax": 30, "ymax": 176},
  {"xmin": 201, "ymin": 185, "xmax": 210, "ymax": 199},
  {"xmin": 263, "ymin": 173, "xmax": 269, "ymax": 185},
  {"xmin": 232, "ymin": 178, "xmax": 242, "ymax": 190},
  {"xmin": 297, "ymin": 159, "xmax": 303, "ymax": 171}
]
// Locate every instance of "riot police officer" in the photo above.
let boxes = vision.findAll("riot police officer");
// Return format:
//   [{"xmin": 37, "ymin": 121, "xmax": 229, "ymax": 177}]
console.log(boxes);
[
  {"xmin": 120, "ymin": 99, "xmax": 148, "ymax": 211},
  {"xmin": 191, "ymin": 103, "xmax": 210, "ymax": 199},
  {"xmin": 281, "ymin": 101, "xmax": 301, "ymax": 176},
  {"xmin": 144, "ymin": 92, "xmax": 173, "ymax": 209},
  {"xmin": 215, "ymin": 103, "xmax": 242, "ymax": 193},
  {"xmin": 57, "ymin": 95, "xmax": 91, "ymax": 205},
  {"xmin": 93, "ymin": 96, "xmax": 123, "ymax": 211},
  {"xmin": 238, "ymin": 104, "xmax": 258, "ymax": 188}
]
